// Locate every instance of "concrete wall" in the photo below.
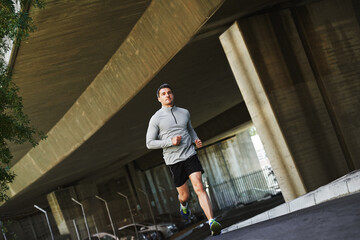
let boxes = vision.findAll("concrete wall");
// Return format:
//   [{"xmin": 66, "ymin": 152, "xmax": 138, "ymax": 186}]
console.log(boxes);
[{"xmin": 294, "ymin": 0, "xmax": 360, "ymax": 169}]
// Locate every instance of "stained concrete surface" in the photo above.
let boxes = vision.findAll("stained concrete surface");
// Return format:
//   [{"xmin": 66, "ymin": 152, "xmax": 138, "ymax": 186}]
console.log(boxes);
[
  {"xmin": 171, "ymin": 194, "xmax": 285, "ymax": 240},
  {"xmin": 205, "ymin": 191, "xmax": 360, "ymax": 240}
]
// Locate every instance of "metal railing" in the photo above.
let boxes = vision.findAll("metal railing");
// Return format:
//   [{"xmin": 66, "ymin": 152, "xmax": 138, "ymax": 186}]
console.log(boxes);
[
  {"xmin": 211, "ymin": 167, "xmax": 280, "ymax": 209},
  {"xmin": 186, "ymin": 167, "xmax": 280, "ymax": 213}
]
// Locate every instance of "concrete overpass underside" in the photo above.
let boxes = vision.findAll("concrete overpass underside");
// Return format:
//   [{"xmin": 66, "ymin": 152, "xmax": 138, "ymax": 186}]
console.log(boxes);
[
  {"xmin": 1, "ymin": 0, "xmax": 359, "ymax": 233},
  {"xmin": 2, "ymin": 0, "xmax": 265, "ymax": 217}
]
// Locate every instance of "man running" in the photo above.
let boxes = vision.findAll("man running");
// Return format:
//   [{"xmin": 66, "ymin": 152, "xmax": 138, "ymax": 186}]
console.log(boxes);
[{"xmin": 146, "ymin": 83, "xmax": 221, "ymax": 236}]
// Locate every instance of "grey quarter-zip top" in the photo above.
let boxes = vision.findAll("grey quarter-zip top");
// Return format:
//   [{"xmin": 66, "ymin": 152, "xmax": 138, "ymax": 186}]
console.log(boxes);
[{"xmin": 146, "ymin": 105, "xmax": 199, "ymax": 165}]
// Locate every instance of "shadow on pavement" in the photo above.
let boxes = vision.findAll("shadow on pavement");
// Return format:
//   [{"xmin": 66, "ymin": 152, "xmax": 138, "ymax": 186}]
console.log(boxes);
[{"xmin": 170, "ymin": 194, "xmax": 285, "ymax": 240}]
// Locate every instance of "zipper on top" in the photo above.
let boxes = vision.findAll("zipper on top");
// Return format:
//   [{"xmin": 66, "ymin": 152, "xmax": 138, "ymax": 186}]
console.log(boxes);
[{"xmin": 171, "ymin": 108, "xmax": 178, "ymax": 124}]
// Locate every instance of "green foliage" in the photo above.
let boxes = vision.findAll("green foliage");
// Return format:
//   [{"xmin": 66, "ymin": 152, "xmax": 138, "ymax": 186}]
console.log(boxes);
[{"xmin": 0, "ymin": 0, "xmax": 45, "ymax": 202}]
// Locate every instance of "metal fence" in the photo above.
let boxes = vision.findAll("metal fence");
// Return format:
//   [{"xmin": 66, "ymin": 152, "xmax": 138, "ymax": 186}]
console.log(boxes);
[
  {"xmin": 212, "ymin": 167, "xmax": 280, "ymax": 209},
  {"xmin": 188, "ymin": 167, "xmax": 280, "ymax": 213}
]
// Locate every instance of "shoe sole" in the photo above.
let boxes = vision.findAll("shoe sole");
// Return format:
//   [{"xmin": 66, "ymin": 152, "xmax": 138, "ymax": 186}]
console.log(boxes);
[
  {"xmin": 180, "ymin": 209, "xmax": 191, "ymax": 220},
  {"xmin": 210, "ymin": 222, "xmax": 222, "ymax": 236}
]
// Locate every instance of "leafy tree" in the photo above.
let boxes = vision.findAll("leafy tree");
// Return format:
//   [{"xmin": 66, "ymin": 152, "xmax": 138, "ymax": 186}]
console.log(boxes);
[{"xmin": 0, "ymin": 0, "xmax": 45, "ymax": 202}]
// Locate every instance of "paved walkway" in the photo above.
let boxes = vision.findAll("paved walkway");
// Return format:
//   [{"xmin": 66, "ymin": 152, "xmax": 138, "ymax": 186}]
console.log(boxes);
[
  {"xmin": 205, "ymin": 191, "xmax": 360, "ymax": 240},
  {"xmin": 173, "ymin": 170, "xmax": 360, "ymax": 240},
  {"xmin": 205, "ymin": 170, "xmax": 360, "ymax": 240},
  {"xmin": 171, "ymin": 194, "xmax": 285, "ymax": 240}
]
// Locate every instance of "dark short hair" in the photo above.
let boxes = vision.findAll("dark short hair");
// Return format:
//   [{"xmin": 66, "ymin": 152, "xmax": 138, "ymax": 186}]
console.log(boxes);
[{"xmin": 156, "ymin": 83, "xmax": 172, "ymax": 97}]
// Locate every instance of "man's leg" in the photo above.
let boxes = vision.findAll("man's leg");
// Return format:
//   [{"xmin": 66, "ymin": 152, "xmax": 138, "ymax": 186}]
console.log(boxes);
[
  {"xmin": 189, "ymin": 171, "xmax": 221, "ymax": 236},
  {"xmin": 177, "ymin": 182, "xmax": 190, "ymax": 205},
  {"xmin": 177, "ymin": 182, "xmax": 192, "ymax": 219},
  {"xmin": 188, "ymin": 171, "xmax": 213, "ymax": 220}
]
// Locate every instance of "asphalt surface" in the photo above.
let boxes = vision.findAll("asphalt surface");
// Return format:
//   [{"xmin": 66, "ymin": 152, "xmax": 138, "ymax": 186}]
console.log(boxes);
[
  {"xmin": 204, "ymin": 191, "xmax": 360, "ymax": 240},
  {"xmin": 172, "ymin": 194, "xmax": 285, "ymax": 240}
]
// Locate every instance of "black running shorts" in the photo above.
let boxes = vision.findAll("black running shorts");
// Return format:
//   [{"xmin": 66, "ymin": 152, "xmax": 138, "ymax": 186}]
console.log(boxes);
[{"xmin": 167, "ymin": 154, "xmax": 204, "ymax": 187}]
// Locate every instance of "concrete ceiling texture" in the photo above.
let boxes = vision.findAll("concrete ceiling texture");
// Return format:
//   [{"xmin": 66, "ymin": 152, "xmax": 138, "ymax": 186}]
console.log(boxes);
[{"xmin": 2, "ymin": 0, "xmax": 314, "ymax": 217}]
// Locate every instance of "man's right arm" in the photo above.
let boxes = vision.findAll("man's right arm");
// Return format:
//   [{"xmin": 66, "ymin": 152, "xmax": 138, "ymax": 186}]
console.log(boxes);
[{"xmin": 146, "ymin": 116, "xmax": 173, "ymax": 149}]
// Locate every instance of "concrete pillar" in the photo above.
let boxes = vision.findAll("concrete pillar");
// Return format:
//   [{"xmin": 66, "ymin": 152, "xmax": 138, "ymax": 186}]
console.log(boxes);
[
  {"xmin": 47, "ymin": 183, "xmax": 106, "ymax": 238},
  {"xmin": 144, "ymin": 171, "xmax": 163, "ymax": 215},
  {"xmin": 220, "ymin": 21, "xmax": 307, "ymax": 201},
  {"xmin": 47, "ymin": 187, "xmax": 81, "ymax": 239},
  {"xmin": 127, "ymin": 162, "xmax": 155, "ymax": 217},
  {"xmin": 74, "ymin": 182, "xmax": 103, "ymax": 232},
  {"xmin": 27, "ymin": 216, "xmax": 38, "ymax": 240},
  {"xmin": 124, "ymin": 165, "xmax": 139, "ymax": 214},
  {"xmin": 95, "ymin": 167, "xmax": 139, "ymax": 226},
  {"xmin": 220, "ymin": 1, "xmax": 358, "ymax": 200}
]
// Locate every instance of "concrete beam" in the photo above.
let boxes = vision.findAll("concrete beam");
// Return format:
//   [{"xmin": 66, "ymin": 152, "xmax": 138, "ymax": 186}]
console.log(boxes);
[{"xmin": 4, "ymin": 0, "xmax": 225, "ymax": 203}]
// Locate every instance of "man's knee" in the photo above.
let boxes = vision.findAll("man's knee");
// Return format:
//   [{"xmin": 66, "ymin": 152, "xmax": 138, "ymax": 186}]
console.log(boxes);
[
  {"xmin": 179, "ymin": 191, "xmax": 190, "ymax": 203},
  {"xmin": 193, "ymin": 182, "xmax": 205, "ymax": 195}
]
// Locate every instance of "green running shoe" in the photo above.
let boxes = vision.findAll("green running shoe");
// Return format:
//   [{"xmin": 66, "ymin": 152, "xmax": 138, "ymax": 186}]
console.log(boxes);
[
  {"xmin": 180, "ymin": 202, "xmax": 191, "ymax": 219},
  {"xmin": 210, "ymin": 219, "xmax": 222, "ymax": 236}
]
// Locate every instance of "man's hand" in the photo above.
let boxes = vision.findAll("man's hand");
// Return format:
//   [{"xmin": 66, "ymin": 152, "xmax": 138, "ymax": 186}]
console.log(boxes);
[
  {"xmin": 195, "ymin": 139, "xmax": 202, "ymax": 148},
  {"xmin": 172, "ymin": 136, "xmax": 182, "ymax": 146}
]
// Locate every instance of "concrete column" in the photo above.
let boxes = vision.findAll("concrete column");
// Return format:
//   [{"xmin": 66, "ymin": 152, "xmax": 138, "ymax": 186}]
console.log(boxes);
[
  {"xmin": 47, "ymin": 187, "xmax": 81, "ymax": 239},
  {"xmin": 144, "ymin": 171, "xmax": 163, "ymax": 215},
  {"xmin": 95, "ymin": 167, "xmax": 140, "ymax": 226},
  {"xmin": 220, "ymin": 2, "xmax": 357, "ymax": 200},
  {"xmin": 27, "ymin": 216, "xmax": 37, "ymax": 240},
  {"xmin": 124, "ymin": 165, "xmax": 139, "ymax": 213},
  {"xmin": 74, "ymin": 182, "xmax": 103, "ymax": 232},
  {"xmin": 127, "ymin": 162, "xmax": 148, "ymax": 215},
  {"xmin": 220, "ymin": 22, "xmax": 307, "ymax": 201}
]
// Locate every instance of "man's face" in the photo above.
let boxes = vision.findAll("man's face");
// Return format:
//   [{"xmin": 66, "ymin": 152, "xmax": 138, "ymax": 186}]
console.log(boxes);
[{"xmin": 158, "ymin": 87, "xmax": 174, "ymax": 107}]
